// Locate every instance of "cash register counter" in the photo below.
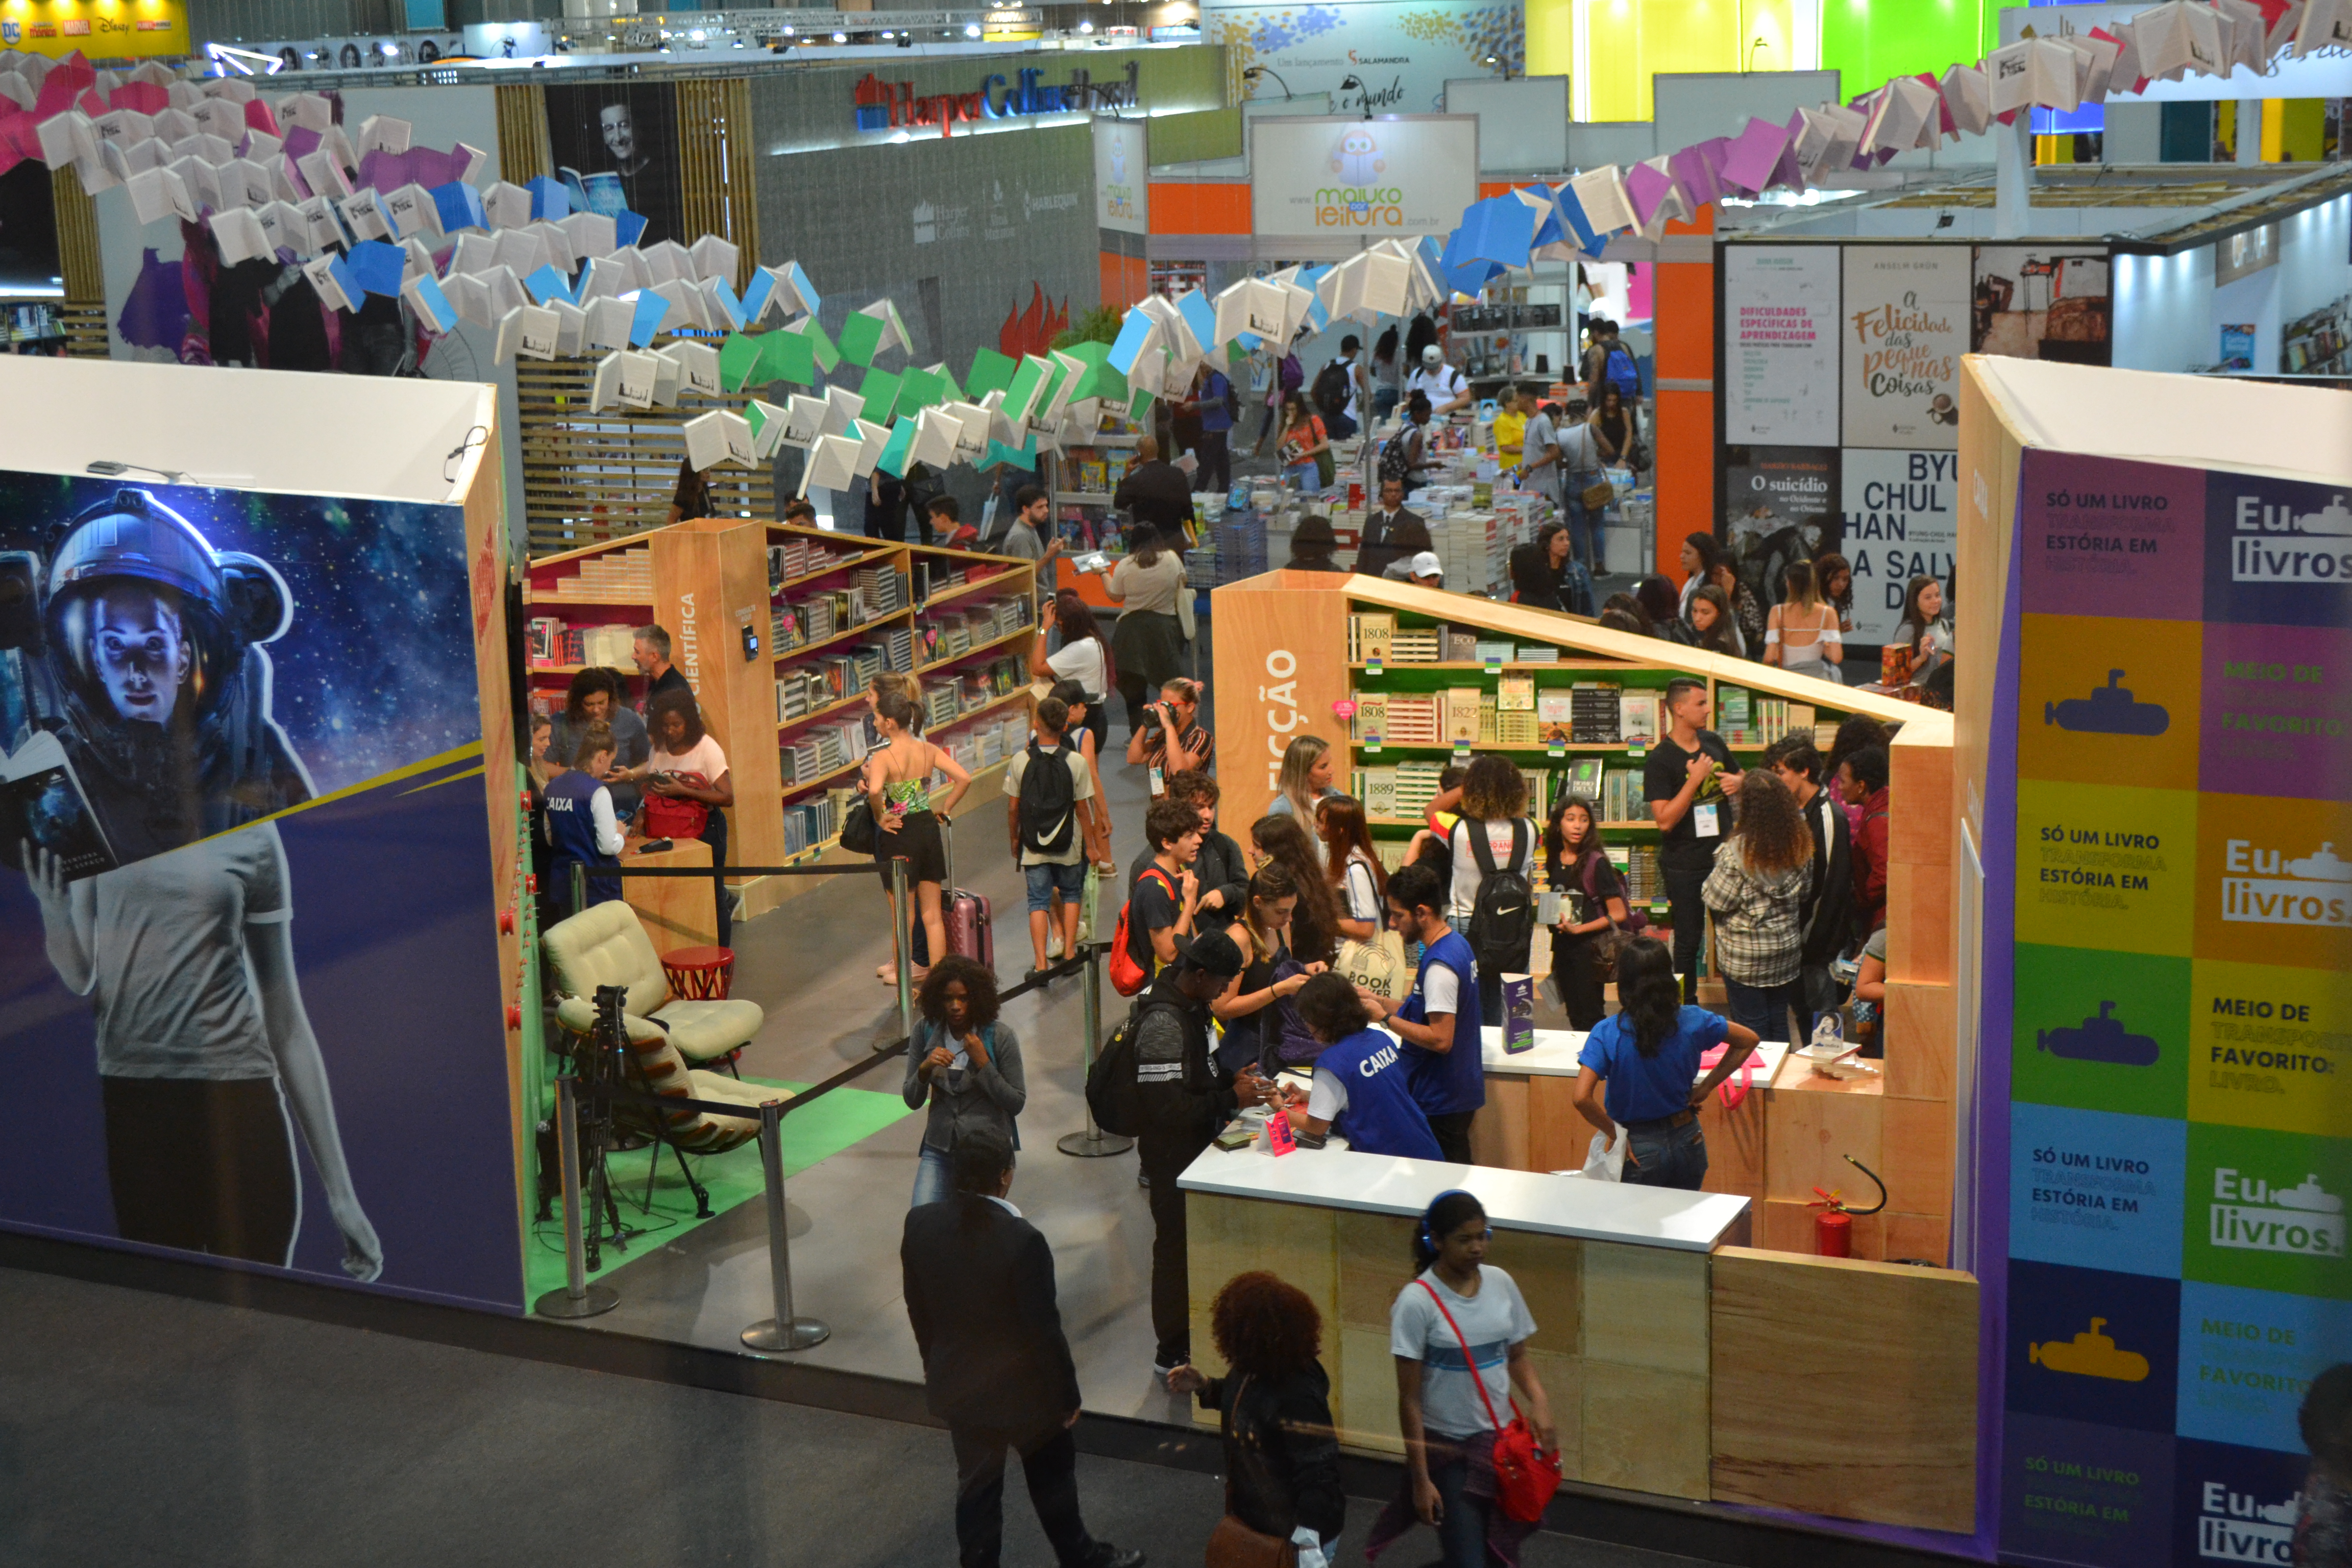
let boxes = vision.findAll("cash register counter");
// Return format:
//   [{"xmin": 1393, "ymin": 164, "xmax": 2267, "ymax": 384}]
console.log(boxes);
[{"xmin": 1178, "ymin": 1070, "xmax": 1980, "ymax": 1533}]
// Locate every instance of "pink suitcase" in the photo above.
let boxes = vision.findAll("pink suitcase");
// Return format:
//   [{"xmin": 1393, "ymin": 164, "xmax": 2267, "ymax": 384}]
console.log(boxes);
[{"xmin": 938, "ymin": 819, "xmax": 993, "ymax": 968}]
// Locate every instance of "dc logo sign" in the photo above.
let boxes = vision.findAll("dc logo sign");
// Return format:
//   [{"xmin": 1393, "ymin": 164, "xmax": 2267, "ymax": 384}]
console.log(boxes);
[{"xmin": 0, "ymin": 20, "xmax": 18, "ymax": 41}]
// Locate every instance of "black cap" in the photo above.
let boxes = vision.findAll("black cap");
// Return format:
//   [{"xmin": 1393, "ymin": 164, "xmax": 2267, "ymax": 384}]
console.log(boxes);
[{"xmin": 1175, "ymin": 929, "xmax": 1246, "ymax": 979}]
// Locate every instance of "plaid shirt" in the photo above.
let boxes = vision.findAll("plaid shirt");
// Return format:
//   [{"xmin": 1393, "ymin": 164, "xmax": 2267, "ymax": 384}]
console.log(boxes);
[{"xmin": 1700, "ymin": 840, "xmax": 1814, "ymax": 987}]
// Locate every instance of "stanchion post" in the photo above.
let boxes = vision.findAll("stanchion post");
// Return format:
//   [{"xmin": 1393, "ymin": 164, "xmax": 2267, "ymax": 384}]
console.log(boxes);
[
  {"xmin": 533, "ymin": 1075, "xmax": 618, "ymax": 1319},
  {"xmin": 742, "ymin": 1099, "xmax": 829, "ymax": 1353},
  {"xmin": 1058, "ymin": 941, "xmax": 1134, "ymax": 1158},
  {"xmin": 886, "ymin": 856, "xmax": 914, "ymax": 1052}
]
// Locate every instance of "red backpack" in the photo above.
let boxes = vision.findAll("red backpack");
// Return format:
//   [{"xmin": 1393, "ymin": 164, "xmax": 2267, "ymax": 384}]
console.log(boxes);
[{"xmin": 1108, "ymin": 867, "xmax": 1174, "ymax": 997}]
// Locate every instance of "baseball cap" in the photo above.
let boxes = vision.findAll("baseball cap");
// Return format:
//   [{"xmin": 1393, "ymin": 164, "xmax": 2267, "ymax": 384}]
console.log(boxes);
[
  {"xmin": 1407, "ymin": 551, "xmax": 1444, "ymax": 580},
  {"xmin": 1175, "ymin": 929, "xmax": 1246, "ymax": 979},
  {"xmin": 1420, "ymin": 345, "xmax": 1442, "ymax": 363}
]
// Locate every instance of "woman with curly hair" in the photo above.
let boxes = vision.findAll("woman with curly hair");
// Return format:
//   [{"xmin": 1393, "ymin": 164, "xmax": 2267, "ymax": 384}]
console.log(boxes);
[
  {"xmin": 1167, "ymin": 1271, "xmax": 1345, "ymax": 1563},
  {"xmin": 1249, "ymin": 813, "xmax": 1342, "ymax": 967},
  {"xmin": 1700, "ymin": 769, "xmax": 1815, "ymax": 1045},
  {"xmin": 900, "ymin": 955, "xmax": 1025, "ymax": 1208}
]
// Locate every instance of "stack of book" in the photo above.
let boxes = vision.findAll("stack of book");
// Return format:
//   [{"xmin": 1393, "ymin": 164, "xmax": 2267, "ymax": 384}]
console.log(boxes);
[
  {"xmin": 782, "ymin": 792, "xmax": 840, "ymax": 855},
  {"xmin": 527, "ymin": 620, "xmax": 638, "ymax": 669},
  {"xmin": 854, "ymin": 565, "xmax": 906, "ymax": 619},
  {"xmin": 921, "ymin": 679, "xmax": 962, "ymax": 732},
  {"xmin": 769, "ymin": 536, "xmax": 862, "ymax": 586},
  {"xmin": 776, "ymin": 666, "xmax": 834, "ymax": 723},
  {"xmin": 880, "ymin": 625, "xmax": 915, "ymax": 673},
  {"xmin": 1381, "ymin": 695, "xmax": 1442, "ymax": 745},
  {"xmin": 1570, "ymin": 683, "xmax": 1623, "ymax": 744},
  {"xmin": 1608, "ymin": 844, "xmax": 1664, "ymax": 906},
  {"xmin": 541, "ymin": 548, "xmax": 652, "ymax": 602},
  {"xmin": 1516, "ymin": 645, "xmax": 1559, "ymax": 663},
  {"xmin": 1713, "ymin": 690, "xmax": 1817, "ymax": 749},
  {"xmin": 1389, "ymin": 627, "xmax": 1442, "ymax": 663}
]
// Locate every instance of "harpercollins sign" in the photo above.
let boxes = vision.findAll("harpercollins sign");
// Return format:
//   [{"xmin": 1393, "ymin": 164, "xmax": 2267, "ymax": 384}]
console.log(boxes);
[{"xmin": 1250, "ymin": 114, "xmax": 1478, "ymax": 247}]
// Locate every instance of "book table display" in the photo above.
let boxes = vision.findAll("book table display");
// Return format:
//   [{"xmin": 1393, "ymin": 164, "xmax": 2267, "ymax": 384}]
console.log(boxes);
[
  {"xmin": 527, "ymin": 521, "xmax": 1038, "ymax": 919},
  {"xmin": 1205, "ymin": 569, "xmax": 1973, "ymax": 1535}
]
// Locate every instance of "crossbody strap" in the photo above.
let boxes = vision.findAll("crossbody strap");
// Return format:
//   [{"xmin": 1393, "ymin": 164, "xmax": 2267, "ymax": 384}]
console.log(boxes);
[{"xmin": 1419, "ymin": 1278, "xmax": 1517, "ymax": 1433}]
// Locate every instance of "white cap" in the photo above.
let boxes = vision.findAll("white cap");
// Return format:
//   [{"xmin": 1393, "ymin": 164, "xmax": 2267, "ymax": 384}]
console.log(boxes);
[
  {"xmin": 1408, "ymin": 551, "xmax": 1444, "ymax": 580},
  {"xmin": 1420, "ymin": 344, "xmax": 1442, "ymax": 363}
]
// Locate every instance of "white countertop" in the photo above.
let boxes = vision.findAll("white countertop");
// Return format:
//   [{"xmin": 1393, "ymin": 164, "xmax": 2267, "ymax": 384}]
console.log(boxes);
[
  {"xmin": 1480, "ymin": 1026, "xmax": 1787, "ymax": 1088},
  {"xmin": 1177, "ymin": 1143, "xmax": 1750, "ymax": 1252}
]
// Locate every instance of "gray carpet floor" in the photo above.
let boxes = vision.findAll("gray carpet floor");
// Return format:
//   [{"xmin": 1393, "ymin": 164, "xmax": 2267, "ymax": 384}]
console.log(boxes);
[{"xmin": 0, "ymin": 1265, "xmax": 1721, "ymax": 1568}]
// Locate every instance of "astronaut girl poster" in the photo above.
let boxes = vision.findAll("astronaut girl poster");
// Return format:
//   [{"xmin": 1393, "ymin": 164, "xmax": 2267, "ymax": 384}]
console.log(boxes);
[{"xmin": 0, "ymin": 472, "xmax": 523, "ymax": 1311}]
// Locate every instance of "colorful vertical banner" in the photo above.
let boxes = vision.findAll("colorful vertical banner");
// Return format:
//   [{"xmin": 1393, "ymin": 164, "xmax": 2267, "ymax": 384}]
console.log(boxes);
[{"xmin": 2003, "ymin": 450, "xmax": 2351, "ymax": 1568}]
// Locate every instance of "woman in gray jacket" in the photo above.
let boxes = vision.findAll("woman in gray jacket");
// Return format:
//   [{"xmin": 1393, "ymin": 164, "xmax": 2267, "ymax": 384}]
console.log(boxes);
[{"xmin": 902, "ymin": 955, "xmax": 1026, "ymax": 1207}]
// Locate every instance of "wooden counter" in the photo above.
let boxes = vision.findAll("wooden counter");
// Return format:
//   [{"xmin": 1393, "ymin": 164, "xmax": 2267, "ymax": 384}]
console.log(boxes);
[{"xmin": 620, "ymin": 837, "xmax": 716, "ymax": 957}]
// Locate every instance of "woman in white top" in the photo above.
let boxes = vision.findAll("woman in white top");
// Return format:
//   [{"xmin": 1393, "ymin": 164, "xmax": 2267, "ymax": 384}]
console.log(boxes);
[
  {"xmin": 1383, "ymin": 1189, "xmax": 1555, "ymax": 1568},
  {"xmin": 1446, "ymin": 755, "xmax": 1536, "ymax": 1028},
  {"xmin": 1266, "ymin": 734, "xmax": 1342, "ymax": 863},
  {"xmin": 629, "ymin": 687, "xmax": 738, "ymax": 948},
  {"xmin": 1104, "ymin": 528, "xmax": 1191, "ymax": 733},
  {"xmin": 1028, "ymin": 590, "xmax": 1112, "ymax": 764},
  {"xmin": 1764, "ymin": 559, "xmax": 1843, "ymax": 684},
  {"xmin": 1315, "ymin": 793, "xmax": 1387, "ymax": 942},
  {"xmin": 1894, "ymin": 574, "xmax": 1955, "ymax": 690}
]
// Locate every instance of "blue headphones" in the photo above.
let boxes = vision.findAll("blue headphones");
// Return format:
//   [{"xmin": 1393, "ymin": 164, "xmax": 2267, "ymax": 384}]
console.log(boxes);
[{"xmin": 1418, "ymin": 1188, "xmax": 1472, "ymax": 1254}]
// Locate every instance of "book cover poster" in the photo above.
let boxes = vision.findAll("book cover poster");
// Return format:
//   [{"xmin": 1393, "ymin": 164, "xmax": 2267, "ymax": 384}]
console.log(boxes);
[
  {"xmin": 1841, "ymin": 246, "xmax": 1967, "ymax": 452},
  {"xmin": 1838, "ymin": 448, "xmax": 1959, "ymax": 645},
  {"xmin": 1724, "ymin": 445, "xmax": 1839, "ymax": 622},
  {"xmin": 1973, "ymin": 246, "xmax": 2112, "ymax": 368},
  {"xmin": 1722, "ymin": 247, "xmax": 1840, "ymax": 446},
  {"xmin": 0, "ymin": 474, "xmax": 520, "ymax": 1311}
]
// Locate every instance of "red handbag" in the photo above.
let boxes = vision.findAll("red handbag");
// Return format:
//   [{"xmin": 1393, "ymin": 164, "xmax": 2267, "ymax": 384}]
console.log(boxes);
[
  {"xmin": 640, "ymin": 771, "xmax": 710, "ymax": 840},
  {"xmin": 1419, "ymin": 1280, "xmax": 1562, "ymax": 1524}
]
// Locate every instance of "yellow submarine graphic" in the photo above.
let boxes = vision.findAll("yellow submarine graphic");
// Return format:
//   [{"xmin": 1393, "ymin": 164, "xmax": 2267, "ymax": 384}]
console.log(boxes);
[{"xmin": 2029, "ymin": 1317, "xmax": 2151, "ymax": 1382}]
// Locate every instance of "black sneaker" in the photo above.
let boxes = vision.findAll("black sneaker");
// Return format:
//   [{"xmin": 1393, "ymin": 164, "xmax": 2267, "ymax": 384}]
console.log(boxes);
[{"xmin": 1024, "ymin": 966, "xmax": 1051, "ymax": 986}]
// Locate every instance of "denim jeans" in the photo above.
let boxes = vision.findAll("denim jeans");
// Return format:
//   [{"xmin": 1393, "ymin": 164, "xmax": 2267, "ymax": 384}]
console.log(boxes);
[
  {"xmin": 911, "ymin": 1143, "xmax": 955, "ymax": 1207},
  {"xmin": 1022, "ymin": 859, "xmax": 1087, "ymax": 912},
  {"xmin": 1623, "ymin": 1118, "xmax": 1709, "ymax": 1191},
  {"xmin": 1724, "ymin": 975, "xmax": 1806, "ymax": 1045},
  {"xmin": 1425, "ymin": 1436, "xmax": 1493, "ymax": 1568},
  {"xmin": 1564, "ymin": 483, "xmax": 1605, "ymax": 574},
  {"xmin": 1285, "ymin": 460, "xmax": 1322, "ymax": 495}
]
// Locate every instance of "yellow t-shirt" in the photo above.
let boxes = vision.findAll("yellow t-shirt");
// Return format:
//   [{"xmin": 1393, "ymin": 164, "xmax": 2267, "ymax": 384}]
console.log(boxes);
[{"xmin": 1493, "ymin": 409, "xmax": 1528, "ymax": 462}]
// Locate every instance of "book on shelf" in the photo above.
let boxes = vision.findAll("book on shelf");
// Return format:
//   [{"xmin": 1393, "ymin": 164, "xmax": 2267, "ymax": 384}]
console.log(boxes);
[
  {"xmin": 1497, "ymin": 709, "xmax": 1538, "ymax": 746},
  {"xmin": 1515, "ymin": 645, "xmax": 1558, "ymax": 663},
  {"xmin": 1383, "ymin": 695, "xmax": 1441, "ymax": 745},
  {"xmin": 1497, "ymin": 675, "xmax": 1533, "ymax": 712},
  {"xmin": 1567, "ymin": 682, "xmax": 1622, "ymax": 745},
  {"xmin": 1564, "ymin": 757, "xmax": 1604, "ymax": 802},
  {"xmin": 1477, "ymin": 695, "xmax": 1498, "ymax": 745},
  {"xmin": 1346, "ymin": 612, "xmax": 1395, "ymax": 664},
  {"xmin": 1815, "ymin": 720, "xmax": 1840, "ymax": 751},
  {"xmin": 1620, "ymin": 689, "xmax": 1659, "ymax": 747},
  {"xmin": 1473, "ymin": 640, "xmax": 1514, "ymax": 665},
  {"xmin": 1351, "ymin": 690, "xmax": 1388, "ymax": 741},
  {"xmin": 1444, "ymin": 628, "xmax": 1477, "ymax": 663},
  {"xmin": 1443, "ymin": 688, "xmax": 1481, "ymax": 744},
  {"xmin": 1518, "ymin": 768, "xmax": 1547, "ymax": 820}
]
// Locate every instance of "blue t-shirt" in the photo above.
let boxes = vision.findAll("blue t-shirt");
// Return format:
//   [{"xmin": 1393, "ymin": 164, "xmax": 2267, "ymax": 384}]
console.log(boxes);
[
  {"xmin": 1312, "ymin": 1027, "xmax": 1442, "ymax": 1161},
  {"xmin": 1198, "ymin": 372, "xmax": 1235, "ymax": 433},
  {"xmin": 1577, "ymin": 1006, "xmax": 1729, "ymax": 1126},
  {"xmin": 1400, "ymin": 929, "xmax": 1484, "ymax": 1116},
  {"xmin": 544, "ymin": 769, "xmax": 620, "ymax": 908}
]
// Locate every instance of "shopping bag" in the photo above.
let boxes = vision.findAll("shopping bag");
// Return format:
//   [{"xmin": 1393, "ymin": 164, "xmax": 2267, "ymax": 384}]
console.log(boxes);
[
  {"xmin": 1578, "ymin": 1130, "xmax": 1627, "ymax": 1182},
  {"xmin": 1335, "ymin": 929, "xmax": 1411, "ymax": 1005}
]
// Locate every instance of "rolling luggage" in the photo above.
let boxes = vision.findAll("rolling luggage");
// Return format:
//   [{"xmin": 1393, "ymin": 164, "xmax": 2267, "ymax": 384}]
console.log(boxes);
[{"xmin": 937, "ymin": 819, "xmax": 994, "ymax": 968}]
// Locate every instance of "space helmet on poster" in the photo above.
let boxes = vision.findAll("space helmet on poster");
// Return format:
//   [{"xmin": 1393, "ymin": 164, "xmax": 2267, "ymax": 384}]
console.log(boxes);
[
  {"xmin": 42, "ymin": 487, "xmax": 293, "ymax": 727},
  {"xmin": 35, "ymin": 488, "xmax": 312, "ymax": 859}
]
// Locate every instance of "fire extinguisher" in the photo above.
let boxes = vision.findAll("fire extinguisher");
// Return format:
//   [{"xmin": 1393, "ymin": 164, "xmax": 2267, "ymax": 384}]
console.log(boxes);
[{"xmin": 1808, "ymin": 1154, "xmax": 1889, "ymax": 1258}]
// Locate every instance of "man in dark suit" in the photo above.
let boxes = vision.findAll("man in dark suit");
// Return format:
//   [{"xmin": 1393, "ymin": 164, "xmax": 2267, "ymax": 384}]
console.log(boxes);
[
  {"xmin": 1110, "ymin": 434, "xmax": 1194, "ymax": 538},
  {"xmin": 902, "ymin": 1129, "xmax": 1145, "ymax": 1568},
  {"xmin": 1354, "ymin": 475, "xmax": 1423, "ymax": 578}
]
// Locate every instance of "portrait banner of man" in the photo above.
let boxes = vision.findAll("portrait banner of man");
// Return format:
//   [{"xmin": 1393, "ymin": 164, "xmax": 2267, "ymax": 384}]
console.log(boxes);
[{"xmin": 544, "ymin": 82, "xmax": 685, "ymax": 247}]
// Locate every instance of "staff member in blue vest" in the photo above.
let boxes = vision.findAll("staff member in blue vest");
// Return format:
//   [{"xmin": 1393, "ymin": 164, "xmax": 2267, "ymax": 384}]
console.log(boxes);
[
  {"xmin": 1277, "ymin": 972, "xmax": 1441, "ymax": 1160},
  {"xmin": 544, "ymin": 723, "xmax": 624, "ymax": 915},
  {"xmin": 1356, "ymin": 862, "xmax": 1483, "ymax": 1164}
]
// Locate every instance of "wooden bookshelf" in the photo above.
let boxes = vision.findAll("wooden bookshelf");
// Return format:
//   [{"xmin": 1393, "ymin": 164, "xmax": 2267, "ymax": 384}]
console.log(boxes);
[{"xmin": 520, "ymin": 517, "xmax": 1038, "ymax": 922}]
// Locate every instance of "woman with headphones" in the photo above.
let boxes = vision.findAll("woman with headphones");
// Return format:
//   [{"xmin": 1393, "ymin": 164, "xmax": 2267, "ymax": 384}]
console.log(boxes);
[{"xmin": 1371, "ymin": 1190, "xmax": 1557, "ymax": 1566}]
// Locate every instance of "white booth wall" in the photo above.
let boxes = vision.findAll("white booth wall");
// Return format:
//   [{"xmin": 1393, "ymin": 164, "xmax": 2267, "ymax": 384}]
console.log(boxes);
[{"xmin": 2113, "ymin": 190, "xmax": 2352, "ymax": 374}]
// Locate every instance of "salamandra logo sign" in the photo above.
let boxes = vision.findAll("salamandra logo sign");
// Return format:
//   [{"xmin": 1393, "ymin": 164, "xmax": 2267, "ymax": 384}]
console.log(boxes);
[{"xmin": 1251, "ymin": 116, "xmax": 1476, "ymax": 241}]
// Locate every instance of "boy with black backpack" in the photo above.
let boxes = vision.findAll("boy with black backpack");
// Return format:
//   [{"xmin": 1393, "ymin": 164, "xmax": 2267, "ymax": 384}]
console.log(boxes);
[
  {"xmin": 1311, "ymin": 335, "xmax": 1365, "ymax": 440},
  {"xmin": 1004, "ymin": 695, "xmax": 1102, "ymax": 982}
]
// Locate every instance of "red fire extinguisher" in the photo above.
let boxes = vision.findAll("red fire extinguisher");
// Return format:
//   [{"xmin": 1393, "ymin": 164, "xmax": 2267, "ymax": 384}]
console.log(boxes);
[{"xmin": 1808, "ymin": 1155, "xmax": 1889, "ymax": 1257}]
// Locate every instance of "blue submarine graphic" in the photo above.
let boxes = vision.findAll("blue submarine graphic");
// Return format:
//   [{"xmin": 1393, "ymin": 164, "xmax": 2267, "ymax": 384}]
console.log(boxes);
[
  {"xmin": 2045, "ymin": 670, "xmax": 2169, "ymax": 736},
  {"xmin": 2037, "ymin": 1000, "xmax": 2159, "ymax": 1067}
]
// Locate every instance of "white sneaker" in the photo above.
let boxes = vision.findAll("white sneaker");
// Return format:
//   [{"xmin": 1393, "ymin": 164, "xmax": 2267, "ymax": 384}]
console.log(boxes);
[{"xmin": 1046, "ymin": 932, "xmax": 1065, "ymax": 960}]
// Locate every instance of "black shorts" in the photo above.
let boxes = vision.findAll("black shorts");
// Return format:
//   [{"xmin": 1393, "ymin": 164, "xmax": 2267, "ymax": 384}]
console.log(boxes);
[
  {"xmin": 877, "ymin": 807, "xmax": 948, "ymax": 891},
  {"xmin": 102, "ymin": 1075, "xmax": 299, "ymax": 1266}
]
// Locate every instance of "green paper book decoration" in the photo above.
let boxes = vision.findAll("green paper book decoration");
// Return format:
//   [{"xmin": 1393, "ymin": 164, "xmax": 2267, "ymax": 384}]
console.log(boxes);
[
  {"xmin": 875, "ymin": 416, "xmax": 917, "ymax": 479},
  {"xmin": 718, "ymin": 330, "xmax": 764, "ymax": 391},
  {"xmin": 895, "ymin": 365, "xmax": 947, "ymax": 419},
  {"xmin": 839, "ymin": 311, "xmax": 886, "ymax": 367},
  {"xmin": 965, "ymin": 347, "xmax": 1017, "ymax": 400},
  {"xmin": 859, "ymin": 366, "xmax": 904, "ymax": 425}
]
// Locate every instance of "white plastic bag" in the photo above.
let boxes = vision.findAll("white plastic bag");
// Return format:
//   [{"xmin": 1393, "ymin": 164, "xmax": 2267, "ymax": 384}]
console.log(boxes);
[
  {"xmin": 1580, "ymin": 1130, "xmax": 1627, "ymax": 1183},
  {"xmin": 1292, "ymin": 1528, "xmax": 1330, "ymax": 1568}
]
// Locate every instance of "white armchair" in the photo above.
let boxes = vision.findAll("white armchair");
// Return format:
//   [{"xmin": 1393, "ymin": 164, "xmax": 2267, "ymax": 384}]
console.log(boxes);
[{"xmin": 542, "ymin": 901, "xmax": 764, "ymax": 1069}]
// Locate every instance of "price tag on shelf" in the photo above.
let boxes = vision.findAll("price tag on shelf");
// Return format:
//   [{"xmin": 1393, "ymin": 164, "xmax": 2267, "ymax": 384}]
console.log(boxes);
[
  {"xmin": 1483, "ymin": 658, "xmax": 1502, "ymax": 676},
  {"xmin": 1453, "ymin": 746, "xmax": 1472, "ymax": 761},
  {"xmin": 1365, "ymin": 659, "xmax": 1383, "ymax": 676},
  {"xmin": 1627, "ymin": 746, "xmax": 1646, "ymax": 760},
  {"xmin": 1363, "ymin": 740, "xmax": 1382, "ymax": 755},
  {"xmin": 1547, "ymin": 744, "xmax": 1565, "ymax": 760}
]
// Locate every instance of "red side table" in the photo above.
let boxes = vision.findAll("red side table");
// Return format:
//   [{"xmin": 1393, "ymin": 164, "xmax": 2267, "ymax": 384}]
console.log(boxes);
[{"xmin": 662, "ymin": 945, "xmax": 736, "ymax": 999}]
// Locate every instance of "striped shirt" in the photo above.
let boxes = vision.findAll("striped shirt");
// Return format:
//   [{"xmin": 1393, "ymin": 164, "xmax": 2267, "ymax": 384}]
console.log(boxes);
[{"xmin": 1390, "ymin": 1267, "xmax": 1536, "ymax": 1438}]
